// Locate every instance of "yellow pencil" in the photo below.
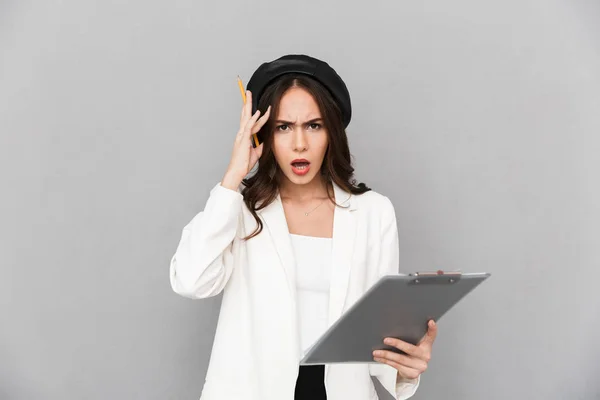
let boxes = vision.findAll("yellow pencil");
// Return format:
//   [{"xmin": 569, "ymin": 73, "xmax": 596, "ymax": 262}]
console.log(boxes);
[{"xmin": 237, "ymin": 75, "xmax": 259, "ymax": 148}]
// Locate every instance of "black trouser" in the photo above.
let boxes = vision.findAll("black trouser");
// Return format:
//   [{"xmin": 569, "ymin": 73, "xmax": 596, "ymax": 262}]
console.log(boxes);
[{"xmin": 294, "ymin": 365, "xmax": 327, "ymax": 399}]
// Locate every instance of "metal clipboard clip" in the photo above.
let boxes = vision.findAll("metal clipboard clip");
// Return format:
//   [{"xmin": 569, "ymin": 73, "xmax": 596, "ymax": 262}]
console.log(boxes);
[{"xmin": 408, "ymin": 270, "xmax": 462, "ymax": 284}]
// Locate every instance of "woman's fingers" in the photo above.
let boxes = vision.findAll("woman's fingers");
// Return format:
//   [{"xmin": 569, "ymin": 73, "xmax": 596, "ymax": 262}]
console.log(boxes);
[
  {"xmin": 239, "ymin": 98, "xmax": 246, "ymax": 124},
  {"xmin": 236, "ymin": 109, "xmax": 260, "ymax": 142},
  {"xmin": 251, "ymin": 142, "xmax": 264, "ymax": 162},
  {"xmin": 236, "ymin": 92, "xmax": 271, "ymax": 152},
  {"xmin": 244, "ymin": 109, "xmax": 262, "ymax": 138},
  {"xmin": 375, "ymin": 329, "xmax": 436, "ymax": 380},
  {"xmin": 418, "ymin": 320, "xmax": 438, "ymax": 347},
  {"xmin": 372, "ymin": 350, "xmax": 427, "ymax": 371},
  {"xmin": 382, "ymin": 337, "xmax": 430, "ymax": 362},
  {"xmin": 251, "ymin": 105, "xmax": 271, "ymax": 134},
  {"xmin": 239, "ymin": 90, "xmax": 253, "ymax": 127},
  {"xmin": 373, "ymin": 356, "xmax": 422, "ymax": 379}
]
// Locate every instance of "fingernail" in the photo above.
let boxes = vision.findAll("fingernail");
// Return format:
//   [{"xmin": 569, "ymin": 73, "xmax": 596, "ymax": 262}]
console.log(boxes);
[
  {"xmin": 373, "ymin": 351, "xmax": 382, "ymax": 356},
  {"xmin": 384, "ymin": 338, "xmax": 392, "ymax": 345}
]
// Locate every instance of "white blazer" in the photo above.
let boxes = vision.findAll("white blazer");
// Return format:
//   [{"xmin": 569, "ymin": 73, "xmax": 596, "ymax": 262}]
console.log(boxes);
[{"xmin": 170, "ymin": 182, "xmax": 420, "ymax": 400}]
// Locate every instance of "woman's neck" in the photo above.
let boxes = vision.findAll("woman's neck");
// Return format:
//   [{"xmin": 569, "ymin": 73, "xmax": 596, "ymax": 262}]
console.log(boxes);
[{"xmin": 278, "ymin": 175, "xmax": 330, "ymax": 202}]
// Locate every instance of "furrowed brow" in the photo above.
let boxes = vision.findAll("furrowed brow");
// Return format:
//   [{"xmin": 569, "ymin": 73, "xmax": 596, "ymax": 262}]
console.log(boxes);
[{"xmin": 274, "ymin": 118, "xmax": 323, "ymax": 125}]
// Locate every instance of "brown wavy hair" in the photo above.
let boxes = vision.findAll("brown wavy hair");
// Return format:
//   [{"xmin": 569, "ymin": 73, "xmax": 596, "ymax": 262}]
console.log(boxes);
[{"xmin": 241, "ymin": 74, "xmax": 370, "ymax": 240}]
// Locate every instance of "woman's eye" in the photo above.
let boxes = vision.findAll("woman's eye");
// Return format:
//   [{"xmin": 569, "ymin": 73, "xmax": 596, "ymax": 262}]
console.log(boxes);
[
  {"xmin": 277, "ymin": 124, "xmax": 289, "ymax": 131},
  {"xmin": 308, "ymin": 123, "xmax": 321, "ymax": 130}
]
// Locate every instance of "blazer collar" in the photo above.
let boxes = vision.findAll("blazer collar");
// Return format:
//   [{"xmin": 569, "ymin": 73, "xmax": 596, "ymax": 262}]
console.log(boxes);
[{"xmin": 327, "ymin": 182, "xmax": 358, "ymax": 324}]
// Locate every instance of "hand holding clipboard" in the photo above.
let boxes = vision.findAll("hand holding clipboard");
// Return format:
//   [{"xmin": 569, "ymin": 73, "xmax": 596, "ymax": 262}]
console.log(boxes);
[
  {"xmin": 373, "ymin": 319, "xmax": 438, "ymax": 380},
  {"xmin": 300, "ymin": 271, "xmax": 490, "ymax": 372}
]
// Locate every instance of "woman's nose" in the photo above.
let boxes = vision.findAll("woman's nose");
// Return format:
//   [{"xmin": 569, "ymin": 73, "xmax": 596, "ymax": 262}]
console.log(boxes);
[{"xmin": 292, "ymin": 129, "xmax": 308, "ymax": 152}]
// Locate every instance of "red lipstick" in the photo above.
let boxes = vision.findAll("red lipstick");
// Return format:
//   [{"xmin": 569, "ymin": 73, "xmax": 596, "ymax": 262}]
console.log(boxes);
[{"xmin": 291, "ymin": 159, "xmax": 310, "ymax": 176}]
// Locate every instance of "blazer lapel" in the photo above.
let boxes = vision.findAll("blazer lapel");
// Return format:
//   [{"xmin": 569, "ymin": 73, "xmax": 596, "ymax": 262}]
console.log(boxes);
[
  {"xmin": 325, "ymin": 183, "xmax": 358, "ymax": 383},
  {"xmin": 258, "ymin": 194, "xmax": 297, "ymax": 304},
  {"xmin": 328, "ymin": 183, "xmax": 358, "ymax": 325}
]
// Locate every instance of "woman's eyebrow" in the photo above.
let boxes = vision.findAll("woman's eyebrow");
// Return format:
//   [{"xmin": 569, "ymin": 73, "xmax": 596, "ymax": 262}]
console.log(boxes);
[{"xmin": 274, "ymin": 118, "xmax": 323, "ymax": 125}]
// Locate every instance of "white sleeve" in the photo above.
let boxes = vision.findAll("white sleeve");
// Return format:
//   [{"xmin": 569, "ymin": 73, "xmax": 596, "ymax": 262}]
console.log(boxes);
[
  {"xmin": 368, "ymin": 196, "xmax": 420, "ymax": 399},
  {"xmin": 169, "ymin": 183, "xmax": 243, "ymax": 299}
]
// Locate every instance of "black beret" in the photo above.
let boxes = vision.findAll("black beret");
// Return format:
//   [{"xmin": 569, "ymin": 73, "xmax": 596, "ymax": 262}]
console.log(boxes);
[{"xmin": 246, "ymin": 54, "xmax": 352, "ymax": 128}]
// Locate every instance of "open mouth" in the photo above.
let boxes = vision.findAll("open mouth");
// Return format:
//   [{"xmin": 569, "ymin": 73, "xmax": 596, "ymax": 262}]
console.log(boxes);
[{"xmin": 291, "ymin": 159, "xmax": 311, "ymax": 176}]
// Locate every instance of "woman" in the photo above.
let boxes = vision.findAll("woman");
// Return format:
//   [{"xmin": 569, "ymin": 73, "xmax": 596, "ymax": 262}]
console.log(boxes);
[{"xmin": 169, "ymin": 54, "xmax": 437, "ymax": 400}]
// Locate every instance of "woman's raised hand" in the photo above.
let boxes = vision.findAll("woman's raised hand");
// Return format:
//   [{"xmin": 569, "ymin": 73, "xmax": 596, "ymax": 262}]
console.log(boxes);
[{"xmin": 222, "ymin": 91, "xmax": 271, "ymax": 191}]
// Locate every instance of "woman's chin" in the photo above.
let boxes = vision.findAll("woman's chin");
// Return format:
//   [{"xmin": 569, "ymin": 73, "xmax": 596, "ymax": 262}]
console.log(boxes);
[{"xmin": 281, "ymin": 171, "xmax": 319, "ymax": 186}]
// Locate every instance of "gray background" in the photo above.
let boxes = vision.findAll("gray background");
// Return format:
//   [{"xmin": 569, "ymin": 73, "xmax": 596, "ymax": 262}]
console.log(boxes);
[{"xmin": 1, "ymin": 0, "xmax": 599, "ymax": 399}]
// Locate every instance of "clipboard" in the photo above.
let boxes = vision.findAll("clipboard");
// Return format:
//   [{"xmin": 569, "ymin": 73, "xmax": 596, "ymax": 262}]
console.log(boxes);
[{"xmin": 300, "ymin": 271, "xmax": 490, "ymax": 365}]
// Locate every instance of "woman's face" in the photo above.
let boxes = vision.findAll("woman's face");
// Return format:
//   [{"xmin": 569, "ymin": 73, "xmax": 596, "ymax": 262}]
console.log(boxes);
[{"xmin": 272, "ymin": 87, "xmax": 329, "ymax": 187}]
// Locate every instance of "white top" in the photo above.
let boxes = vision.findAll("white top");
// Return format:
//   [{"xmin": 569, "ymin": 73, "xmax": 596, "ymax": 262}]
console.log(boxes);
[{"xmin": 290, "ymin": 233, "xmax": 333, "ymax": 355}]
